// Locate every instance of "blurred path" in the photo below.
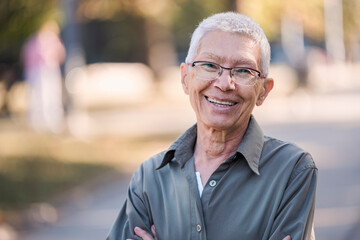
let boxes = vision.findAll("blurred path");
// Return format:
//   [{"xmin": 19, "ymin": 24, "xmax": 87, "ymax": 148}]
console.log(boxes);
[
  {"xmin": 20, "ymin": 88, "xmax": 360, "ymax": 240},
  {"xmin": 20, "ymin": 174, "xmax": 131, "ymax": 240}
]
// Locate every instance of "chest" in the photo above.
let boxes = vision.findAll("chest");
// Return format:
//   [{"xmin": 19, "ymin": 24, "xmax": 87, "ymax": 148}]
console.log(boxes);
[{"xmin": 149, "ymin": 160, "xmax": 284, "ymax": 240}]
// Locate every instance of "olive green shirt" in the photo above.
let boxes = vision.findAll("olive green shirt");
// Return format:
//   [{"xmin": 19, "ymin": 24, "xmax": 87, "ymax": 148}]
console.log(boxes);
[{"xmin": 107, "ymin": 116, "xmax": 317, "ymax": 240}]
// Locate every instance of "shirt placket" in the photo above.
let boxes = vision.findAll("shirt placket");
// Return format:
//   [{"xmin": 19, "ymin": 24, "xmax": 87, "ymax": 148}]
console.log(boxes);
[
  {"xmin": 182, "ymin": 157, "xmax": 207, "ymax": 240},
  {"xmin": 200, "ymin": 157, "xmax": 235, "ymax": 221}
]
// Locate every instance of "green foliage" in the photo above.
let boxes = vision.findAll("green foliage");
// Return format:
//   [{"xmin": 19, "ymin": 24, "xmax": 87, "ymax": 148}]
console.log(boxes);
[
  {"xmin": 0, "ymin": 0, "xmax": 60, "ymax": 62},
  {"xmin": 1, "ymin": 0, "xmax": 359, "ymax": 68},
  {"xmin": 343, "ymin": 0, "xmax": 360, "ymax": 43},
  {"xmin": 240, "ymin": 0, "xmax": 324, "ymax": 43},
  {"xmin": 0, "ymin": 157, "xmax": 112, "ymax": 210},
  {"xmin": 241, "ymin": 0, "xmax": 359, "ymax": 46},
  {"xmin": 171, "ymin": 0, "xmax": 228, "ymax": 61}
]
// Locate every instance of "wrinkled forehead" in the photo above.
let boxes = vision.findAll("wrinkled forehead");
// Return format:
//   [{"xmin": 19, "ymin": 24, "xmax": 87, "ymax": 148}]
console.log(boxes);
[
  {"xmin": 195, "ymin": 31, "xmax": 261, "ymax": 66},
  {"xmin": 196, "ymin": 30, "xmax": 258, "ymax": 53}
]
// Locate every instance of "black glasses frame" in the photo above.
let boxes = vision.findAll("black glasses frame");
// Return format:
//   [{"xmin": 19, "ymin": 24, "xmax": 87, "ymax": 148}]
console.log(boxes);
[{"xmin": 190, "ymin": 61, "xmax": 265, "ymax": 79}]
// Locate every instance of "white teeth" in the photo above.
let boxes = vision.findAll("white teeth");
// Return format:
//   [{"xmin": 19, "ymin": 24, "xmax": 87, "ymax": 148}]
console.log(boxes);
[{"xmin": 207, "ymin": 97, "xmax": 236, "ymax": 106}]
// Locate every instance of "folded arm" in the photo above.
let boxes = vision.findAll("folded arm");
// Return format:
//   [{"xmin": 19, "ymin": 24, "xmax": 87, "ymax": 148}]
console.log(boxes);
[
  {"xmin": 269, "ymin": 154, "xmax": 318, "ymax": 240},
  {"xmin": 107, "ymin": 167, "xmax": 153, "ymax": 240},
  {"xmin": 130, "ymin": 226, "xmax": 292, "ymax": 240}
]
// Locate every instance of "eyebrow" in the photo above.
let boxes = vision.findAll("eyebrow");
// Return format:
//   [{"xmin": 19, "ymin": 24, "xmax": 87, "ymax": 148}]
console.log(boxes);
[{"xmin": 198, "ymin": 52, "xmax": 258, "ymax": 68}]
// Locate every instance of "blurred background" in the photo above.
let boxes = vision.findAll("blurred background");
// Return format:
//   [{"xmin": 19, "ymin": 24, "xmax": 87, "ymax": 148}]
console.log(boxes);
[{"xmin": 0, "ymin": 0, "xmax": 359, "ymax": 239}]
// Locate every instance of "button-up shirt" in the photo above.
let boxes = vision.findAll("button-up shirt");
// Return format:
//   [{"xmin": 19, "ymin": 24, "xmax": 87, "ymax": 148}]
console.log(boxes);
[{"xmin": 107, "ymin": 116, "xmax": 317, "ymax": 240}]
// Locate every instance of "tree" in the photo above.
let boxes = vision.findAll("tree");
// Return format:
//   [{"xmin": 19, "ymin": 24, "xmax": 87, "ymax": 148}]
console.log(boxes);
[
  {"xmin": 0, "ymin": 0, "xmax": 60, "ymax": 115},
  {"xmin": 0, "ymin": 0, "xmax": 60, "ymax": 64},
  {"xmin": 239, "ymin": 0, "xmax": 360, "ymax": 61}
]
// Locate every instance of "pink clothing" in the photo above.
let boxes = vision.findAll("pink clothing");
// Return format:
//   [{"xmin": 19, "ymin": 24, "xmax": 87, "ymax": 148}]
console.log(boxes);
[{"xmin": 22, "ymin": 27, "xmax": 66, "ymax": 133}]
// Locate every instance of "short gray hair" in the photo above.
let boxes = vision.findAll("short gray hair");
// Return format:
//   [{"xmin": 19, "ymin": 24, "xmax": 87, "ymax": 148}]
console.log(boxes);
[{"xmin": 185, "ymin": 12, "xmax": 271, "ymax": 76}]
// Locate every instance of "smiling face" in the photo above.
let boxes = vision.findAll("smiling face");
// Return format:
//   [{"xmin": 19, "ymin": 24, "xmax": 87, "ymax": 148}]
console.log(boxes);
[{"xmin": 181, "ymin": 30, "xmax": 273, "ymax": 134}]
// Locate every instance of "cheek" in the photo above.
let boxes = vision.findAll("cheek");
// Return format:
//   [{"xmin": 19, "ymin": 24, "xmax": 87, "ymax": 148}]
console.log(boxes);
[
  {"xmin": 188, "ymin": 80, "xmax": 211, "ymax": 110},
  {"xmin": 238, "ymin": 86, "xmax": 258, "ymax": 101},
  {"xmin": 188, "ymin": 82, "xmax": 202, "ymax": 107},
  {"xmin": 236, "ymin": 86, "xmax": 261, "ymax": 110},
  {"xmin": 252, "ymin": 83, "xmax": 264, "ymax": 99},
  {"xmin": 189, "ymin": 79, "xmax": 210, "ymax": 96}
]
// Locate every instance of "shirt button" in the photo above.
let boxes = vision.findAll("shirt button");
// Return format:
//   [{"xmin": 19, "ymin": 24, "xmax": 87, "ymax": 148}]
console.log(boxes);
[
  {"xmin": 196, "ymin": 224, "xmax": 202, "ymax": 232},
  {"xmin": 209, "ymin": 180, "xmax": 217, "ymax": 187}
]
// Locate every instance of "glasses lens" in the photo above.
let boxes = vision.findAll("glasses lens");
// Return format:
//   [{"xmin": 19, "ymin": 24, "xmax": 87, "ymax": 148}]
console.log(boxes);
[
  {"xmin": 232, "ymin": 68, "xmax": 258, "ymax": 86},
  {"xmin": 194, "ymin": 62, "xmax": 220, "ymax": 80},
  {"xmin": 192, "ymin": 62, "xmax": 260, "ymax": 86}
]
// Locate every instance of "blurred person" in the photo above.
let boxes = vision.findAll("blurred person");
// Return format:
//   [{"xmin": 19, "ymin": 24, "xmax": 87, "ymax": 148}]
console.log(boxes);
[
  {"xmin": 107, "ymin": 12, "xmax": 317, "ymax": 240},
  {"xmin": 0, "ymin": 64, "xmax": 17, "ymax": 116},
  {"xmin": 22, "ymin": 21, "xmax": 66, "ymax": 133}
]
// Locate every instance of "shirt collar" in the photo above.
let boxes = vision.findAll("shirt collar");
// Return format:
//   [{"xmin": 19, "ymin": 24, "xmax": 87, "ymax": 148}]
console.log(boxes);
[
  {"xmin": 157, "ymin": 124, "xmax": 197, "ymax": 169},
  {"xmin": 157, "ymin": 115, "xmax": 264, "ymax": 175},
  {"xmin": 235, "ymin": 116, "xmax": 264, "ymax": 175}
]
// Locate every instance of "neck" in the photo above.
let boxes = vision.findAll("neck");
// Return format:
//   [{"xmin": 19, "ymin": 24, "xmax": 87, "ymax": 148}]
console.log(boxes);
[
  {"xmin": 194, "ymin": 120, "xmax": 249, "ymax": 164},
  {"xmin": 193, "ymin": 120, "xmax": 249, "ymax": 186}
]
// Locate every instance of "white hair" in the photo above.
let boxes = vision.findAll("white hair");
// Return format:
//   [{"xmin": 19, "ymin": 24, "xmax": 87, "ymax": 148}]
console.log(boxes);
[{"xmin": 185, "ymin": 12, "xmax": 271, "ymax": 76}]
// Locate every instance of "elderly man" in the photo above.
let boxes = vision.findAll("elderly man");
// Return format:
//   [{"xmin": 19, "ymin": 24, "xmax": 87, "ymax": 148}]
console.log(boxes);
[{"xmin": 107, "ymin": 12, "xmax": 317, "ymax": 240}]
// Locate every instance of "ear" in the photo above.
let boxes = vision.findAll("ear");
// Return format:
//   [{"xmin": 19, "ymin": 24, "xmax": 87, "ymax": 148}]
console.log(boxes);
[
  {"xmin": 256, "ymin": 77, "xmax": 274, "ymax": 106},
  {"xmin": 181, "ymin": 63, "xmax": 190, "ymax": 95}
]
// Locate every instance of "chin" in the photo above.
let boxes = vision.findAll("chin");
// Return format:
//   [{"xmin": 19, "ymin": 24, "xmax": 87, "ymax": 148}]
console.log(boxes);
[
  {"xmin": 204, "ymin": 119, "xmax": 238, "ymax": 131},
  {"xmin": 201, "ymin": 113, "xmax": 251, "ymax": 132}
]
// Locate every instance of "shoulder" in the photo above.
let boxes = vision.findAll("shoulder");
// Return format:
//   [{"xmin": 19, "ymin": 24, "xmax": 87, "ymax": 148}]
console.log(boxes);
[
  {"xmin": 135, "ymin": 151, "xmax": 166, "ymax": 176},
  {"xmin": 129, "ymin": 150, "xmax": 180, "ymax": 200},
  {"xmin": 262, "ymin": 136, "xmax": 317, "ymax": 174},
  {"xmin": 129, "ymin": 151, "xmax": 166, "ymax": 190}
]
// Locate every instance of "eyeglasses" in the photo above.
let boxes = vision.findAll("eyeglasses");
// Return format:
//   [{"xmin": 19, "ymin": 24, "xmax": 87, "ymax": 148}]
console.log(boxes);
[{"xmin": 189, "ymin": 61, "xmax": 264, "ymax": 86}]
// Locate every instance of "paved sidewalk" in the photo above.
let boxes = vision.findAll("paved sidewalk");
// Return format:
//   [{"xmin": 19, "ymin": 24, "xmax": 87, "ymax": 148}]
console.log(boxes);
[{"xmin": 19, "ymin": 173, "xmax": 131, "ymax": 240}]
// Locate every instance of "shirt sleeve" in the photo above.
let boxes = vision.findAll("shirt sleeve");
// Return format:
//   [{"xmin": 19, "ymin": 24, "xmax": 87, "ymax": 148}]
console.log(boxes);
[
  {"xmin": 269, "ymin": 153, "xmax": 318, "ymax": 240},
  {"xmin": 107, "ymin": 166, "xmax": 153, "ymax": 240}
]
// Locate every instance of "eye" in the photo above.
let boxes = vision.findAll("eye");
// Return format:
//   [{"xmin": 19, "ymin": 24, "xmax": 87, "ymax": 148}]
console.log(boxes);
[
  {"xmin": 233, "ymin": 68, "xmax": 252, "ymax": 75},
  {"xmin": 200, "ymin": 62, "xmax": 219, "ymax": 71}
]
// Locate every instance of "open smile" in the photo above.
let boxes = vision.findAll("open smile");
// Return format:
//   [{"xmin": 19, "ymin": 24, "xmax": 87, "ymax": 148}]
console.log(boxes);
[{"xmin": 205, "ymin": 96, "xmax": 238, "ymax": 107}]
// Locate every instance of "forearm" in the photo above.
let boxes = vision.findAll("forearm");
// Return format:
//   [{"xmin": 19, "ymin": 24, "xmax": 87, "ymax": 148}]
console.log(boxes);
[
  {"xmin": 108, "ymin": 169, "xmax": 153, "ymax": 240},
  {"xmin": 269, "ymin": 166, "xmax": 317, "ymax": 240}
]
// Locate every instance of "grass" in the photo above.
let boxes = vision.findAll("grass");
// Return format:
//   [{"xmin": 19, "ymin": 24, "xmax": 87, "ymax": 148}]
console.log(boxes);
[
  {"xmin": 0, "ymin": 117, "xmax": 177, "ymax": 216},
  {"xmin": 0, "ymin": 157, "xmax": 112, "ymax": 210}
]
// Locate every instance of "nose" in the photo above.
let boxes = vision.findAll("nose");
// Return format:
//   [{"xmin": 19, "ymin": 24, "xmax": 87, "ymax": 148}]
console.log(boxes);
[{"xmin": 214, "ymin": 68, "xmax": 235, "ymax": 91}]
